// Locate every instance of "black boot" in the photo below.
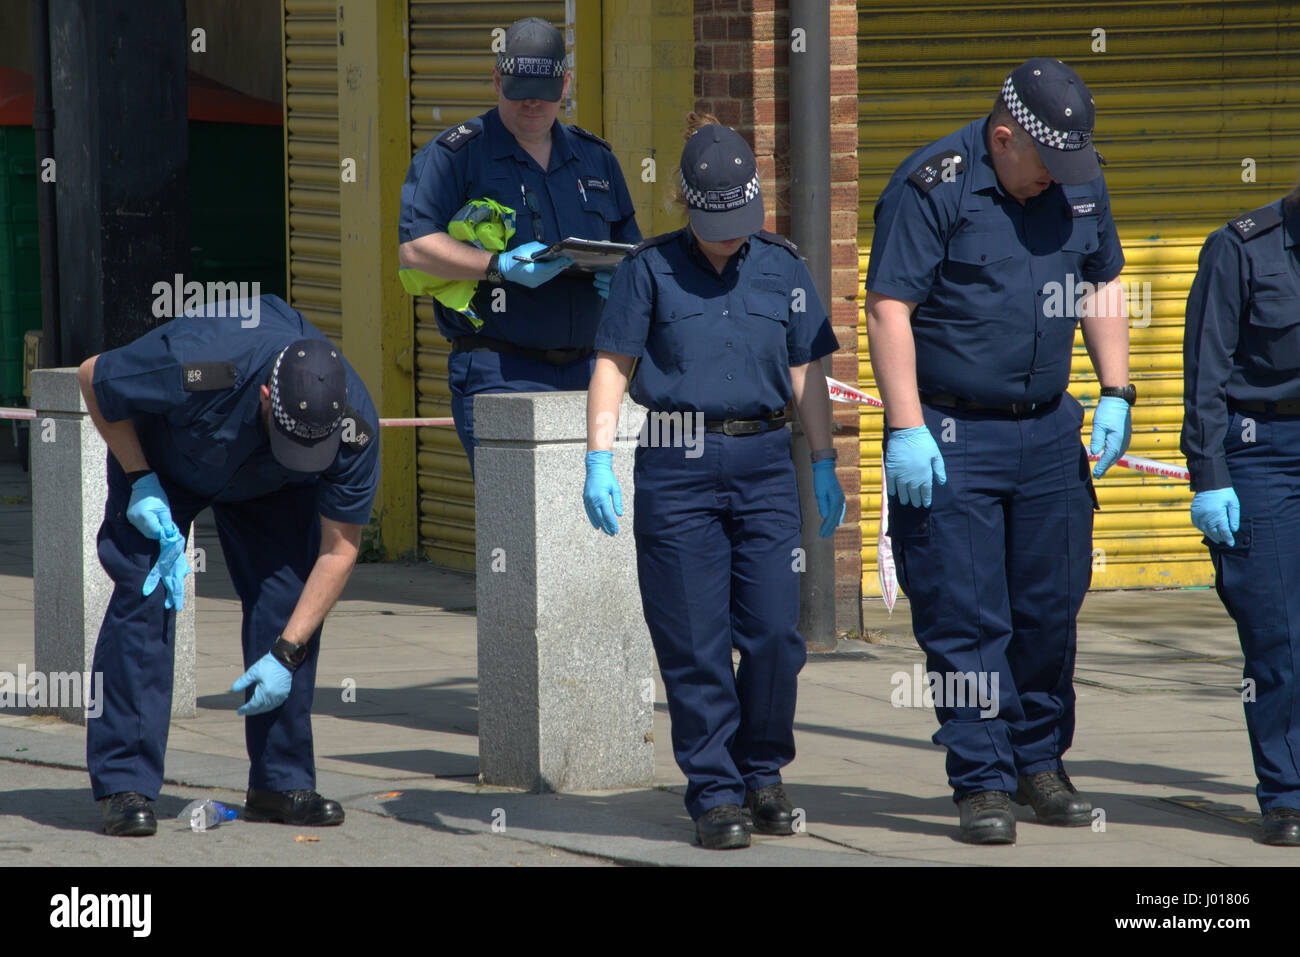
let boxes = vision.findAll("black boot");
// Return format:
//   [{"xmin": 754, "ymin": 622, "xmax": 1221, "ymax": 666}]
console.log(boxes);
[
  {"xmin": 957, "ymin": 790, "xmax": 1016, "ymax": 844},
  {"xmin": 244, "ymin": 788, "xmax": 344, "ymax": 826},
  {"xmin": 1013, "ymin": 769, "xmax": 1092, "ymax": 826},
  {"xmin": 100, "ymin": 792, "xmax": 157, "ymax": 837},
  {"xmin": 743, "ymin": 783, "xmax": 796, "ymax": 835},
  {"xmin": 1260, "ymin": 807, "xmax": 1300, "ymax": 846},
  {"xmin": 695, "ymin": 804, "xmax": 750, "ymax": 849}
]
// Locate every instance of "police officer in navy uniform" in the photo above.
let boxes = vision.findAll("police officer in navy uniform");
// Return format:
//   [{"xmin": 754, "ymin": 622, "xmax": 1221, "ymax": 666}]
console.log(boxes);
[
  {"xmin": 583, "ymin": 118, "xmax": 844, "ymax": 849},
  {"xmin": 399, "ymin": 16, "xmax": 640, "ymax": 470},
  {"xmin": 76, "ymin": 295, "xmax": 380, "ymax": 836},
  {"xmin": 865, "ymin": 59, "xmax": 1131, "ymax": 844},
  {"xmin": 1183, "ymin": 184, "xmax": 1300, "ymax": 846}
]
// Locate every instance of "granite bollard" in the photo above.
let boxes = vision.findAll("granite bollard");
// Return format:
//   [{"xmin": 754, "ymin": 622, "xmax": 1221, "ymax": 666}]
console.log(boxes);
[
  {"xmin": 29, "ymin": 368, "xmax": 196, "ymax": 723},
  {"xmin": 475, "ymin": 391, "xmax": 655, "ymax": 791}
]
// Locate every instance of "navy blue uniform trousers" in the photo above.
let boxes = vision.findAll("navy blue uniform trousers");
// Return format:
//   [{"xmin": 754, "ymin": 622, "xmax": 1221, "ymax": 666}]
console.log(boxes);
[
  {"xmin": 88, "ymin": 454, "xmax": 323, "ymax": 800},
  {"xmin": 1207, "ymin": 410, "xmax": 1300, "ymax": 813},
  {"xmin": 633, "ymin": 425, "xmax": 806, "ymax": 819},
  {"xmin": 448, "ymin": 349, "xmax": 595, "ymax": 472},
  {"xmin": 886, "ymin": 395, "xmax": 1095, "ymax": 798}
]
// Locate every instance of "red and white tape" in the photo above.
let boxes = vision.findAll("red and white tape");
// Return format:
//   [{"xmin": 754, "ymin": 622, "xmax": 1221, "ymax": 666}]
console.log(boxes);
[{"xmin": 0, "ymin": 407, "xmax": 452, "ymax": 428}]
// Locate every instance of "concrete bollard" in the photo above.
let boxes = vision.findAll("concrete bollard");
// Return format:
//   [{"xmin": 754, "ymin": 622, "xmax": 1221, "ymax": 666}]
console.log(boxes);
[
  {"xmin": 29, "ymin": 368, "xmax": 196, "ymax": 723},
  {"xmin": 474, "ymin": 391, "xmax": 655, "ymax": 791}
]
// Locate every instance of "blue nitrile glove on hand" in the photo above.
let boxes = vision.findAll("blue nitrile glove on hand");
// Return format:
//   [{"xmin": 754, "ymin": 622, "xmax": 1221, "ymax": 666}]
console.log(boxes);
[
  {"xmin": 498, "ymin": 241, "xmax": 574, "ymax": 288},
  {"xmin": 232, "ymin": 652, "xmax": 294, "ymax": 716},
  {"xmin": 1191, "ymin": 487, "xmax": 1240, "ymax": 547},
  {"xmin": 1089, "ymin": 395, "xmax": 1132, "ymax": 478},
  {"xmin": 593, "ymin": 270, "xmax": 614, "ymax": 300},
  {"xmin": 143, "ymin": 526, "xmax": 189, "ymax": 612},
  {"xmin": 126, "ymin": 473, "xmax": 176, "ymax": 540},
  {"xmin": 885, "ymin": 426, "xmax": 947, "ymax": 508},
  {"xmin": 812, "ymin": 459, "xmax": 846, "ymax": 538},
  {"xmin": 583, "ymin": 450, "xmax": 623, "ymax": 536}
]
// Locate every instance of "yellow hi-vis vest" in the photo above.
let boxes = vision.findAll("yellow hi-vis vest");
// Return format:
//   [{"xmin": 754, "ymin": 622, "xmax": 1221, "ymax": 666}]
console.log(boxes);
[{"xmin": 398, "ymin": 198, "xmax": 517, "ymax": 327}]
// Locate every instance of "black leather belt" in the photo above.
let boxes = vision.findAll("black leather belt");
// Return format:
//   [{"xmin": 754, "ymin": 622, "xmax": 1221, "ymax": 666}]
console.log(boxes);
[
  {"xmin": 703, "ymin": 409, "xmax": 787, "ymax": 435},
  {"xmin": 920, "ymin": 391, "xmax": 1059, "ymax": 417},
  {"xmin": 453, "ymin": 334, "xmax": 593, "ymax": 367},
  {"xmin": 1229, "ymin": 398, "xmax": 1300, "ymax": 416}
]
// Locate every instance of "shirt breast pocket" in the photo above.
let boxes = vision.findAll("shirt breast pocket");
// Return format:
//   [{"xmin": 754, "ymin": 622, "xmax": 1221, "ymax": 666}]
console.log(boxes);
[
  {"xmin": 944, "ymin": 229, "xmax": 1018, "ymax": 317},
  {"xmin": 578, "ymin": 188, "xmax": 620, "ymax": 238},
  {"xmin": 744, "ymin": 291, "xmax": 792, "ymax": 364},
  {"xmin": 1246, "ymin": 267, "xmax": 1300, "ymax": 371},
  {"xmin": 1062, "ymin": 217, "xmax": 1100, "ymax": 275},
  {"xmin": 649, "ymin": 298, "xmax": 704, "ymax": 370}
]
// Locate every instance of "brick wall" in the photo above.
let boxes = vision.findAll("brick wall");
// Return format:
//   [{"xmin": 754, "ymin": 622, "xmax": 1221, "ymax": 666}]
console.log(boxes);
[{"xmin": 694, "ymin": 0, "xmax": 862, "ymax": 628}]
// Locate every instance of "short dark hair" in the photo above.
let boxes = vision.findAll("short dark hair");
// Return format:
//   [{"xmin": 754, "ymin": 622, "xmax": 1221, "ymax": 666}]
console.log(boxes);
[{"xmin": 989, "ymin": 93, "xmax": 1032, "ymax": 146}]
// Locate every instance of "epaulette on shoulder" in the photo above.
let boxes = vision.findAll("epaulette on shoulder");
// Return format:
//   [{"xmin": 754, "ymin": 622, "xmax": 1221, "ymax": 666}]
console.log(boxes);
[
  {"xmin": 754, "ymin": 230, "xmax": 799, "ymax": 257},
  {"xmin": 1227, "ymin": 204, "xmax": 1283, "ymax": 241},
  {"xmin": 907, "ymin": 149, "xmax": 965, "ymax": 193},
  {"xmin": 341, "ymin": 404, "xmax": 376, "ymax": 452},
  {"xmin": 436, "ymin": 120, "xmax": 483, "ymax": 153},
  {"xmin": 628, "ymin": 232, "xmax": 679, "ymax": 257},
  {"xmin": 570, "ymin": 125, "xmax": 613, "ymax": 151}
]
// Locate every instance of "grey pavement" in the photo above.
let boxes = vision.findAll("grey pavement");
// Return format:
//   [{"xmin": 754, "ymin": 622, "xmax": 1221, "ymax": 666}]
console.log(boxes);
[{"xmin": 0, "ymin": 440, "xmax": 1292, "ymax": 866}]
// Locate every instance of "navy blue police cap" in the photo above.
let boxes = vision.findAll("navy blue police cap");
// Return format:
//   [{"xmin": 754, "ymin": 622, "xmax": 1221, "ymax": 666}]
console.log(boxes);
[
  {"xmin": 679, "ymin": 125, "xmax": 764, "ymax": 242},
  {"xmin": 268, "ymin": 339, "xmax": 347, "ymax": 473},
  {"xmin": 497, "ymin": 18, "xmax": 566, "ymax": 102},
  {"xmin": 999, "ymin": 58, "xmax": 1100, "ymax": 185}
]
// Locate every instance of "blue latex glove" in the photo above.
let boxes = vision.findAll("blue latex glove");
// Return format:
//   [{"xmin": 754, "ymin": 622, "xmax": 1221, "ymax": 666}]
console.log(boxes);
[
  {"xmin": 143, "ymin": 526, "xmax": 190, "ymax": 612},
  {"xmin": 812, "ymin": 459, "xmax": 846, "ymax": 538},
  {"xmin": 232, "ymin": 652, "xmax": 294, "ymax": 716},
  {"xmin": 583, "ymin": 450, "xmax": 623, "ymax": 535},
  {"xmin": 499, "ymin": 241, "xmax": 574, "ymax": 288},
  {"xmin": 1089, "ymin": 395, "xmax": 1132, "ymax": 478},
  {"xmin": 126, "ymin": 473, "xmax": 176, "ymax": 541},
  {"xmin": 885, "ymin": 426, "xmax": 947, "ymax": 508},
  {"xmin": 1191, "ymin": 487, "xmax": 1240, "ymax": 547},
  {"xmin": 593, "ymin": 270, "xmax": 614, "ymax": 300}
]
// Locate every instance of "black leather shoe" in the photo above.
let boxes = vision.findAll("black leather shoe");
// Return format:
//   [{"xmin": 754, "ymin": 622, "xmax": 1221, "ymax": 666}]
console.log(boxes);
[
  {"xmin": 957, "ymin": 790, "xmax": 1016, "ymax": 844},
  {"xmin": 100, "ymin": 792, "xmax": 157, "ymax": 837},
  {"xmin": 743, "ymin": 783, "xmax": 796, "ymax": 835},
  {"xmin": 695, "ymin": 804, "xmax": 750, "ymax": 850},
  {"xmin": 1013, "ymin": 769, "xmax": 1092, "ymax": 826},
  {"xmin": 244, "ymin": 788, "xmax": 344, "ymax": 826},
  {"xmin": 1260, "ymin": 807, "xmax": 1300, "ymax": 846}
]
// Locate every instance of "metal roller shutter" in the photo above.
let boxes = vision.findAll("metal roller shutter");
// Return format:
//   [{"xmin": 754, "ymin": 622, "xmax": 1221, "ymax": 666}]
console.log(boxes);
[
  {"xmin": 408, "ymin": 0, "xmax": 567, "ymax": 569},
  {"xmin": 283, "ymin": 0, "xmax": 342, "ymax": 341},
  {"xmin": 856, "ymin": 1, "xmax": 1300, "ymax": 594}
]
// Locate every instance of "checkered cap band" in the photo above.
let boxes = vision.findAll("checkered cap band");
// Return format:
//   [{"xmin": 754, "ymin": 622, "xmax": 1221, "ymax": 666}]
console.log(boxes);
[
  {"xmin": 1001, "ymin": 76, "xmax": 1091, "ymax": 152},
  {"xmin": 679, "ymin": 171, "xmax": 761, "ymax": 212},
  {"xmin": 496, "ymin": 54, "xmax": 565, "ymax": 78},
  {"xmin": 269, "ymin": 346, "xmax": 344, "ymax": 441}
]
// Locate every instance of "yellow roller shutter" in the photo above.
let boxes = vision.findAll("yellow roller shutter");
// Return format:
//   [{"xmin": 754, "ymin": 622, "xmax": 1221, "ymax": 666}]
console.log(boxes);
[
  {"xmin": 408, "ymin": 1, "xmax": 567, "ymax": 569},
  {"xmin": 283, "ymin": 0, "xmax": 342, "ymax": 341},
  {"xmin": 856, "ymin": 1, "xmax": 1300, "ymax": 595}
]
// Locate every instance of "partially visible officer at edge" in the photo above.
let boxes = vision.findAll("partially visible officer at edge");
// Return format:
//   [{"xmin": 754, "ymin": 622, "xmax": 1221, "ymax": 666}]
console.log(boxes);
[
  {"xmin": 398, "ymin": 16, "xmax": 641, "ymax": 470},
  {"xmin": 865, "ymin": 58, "xmax": 1131, "ymax": 844},
  {"xmin": 77, "ymin": 294, "xmax": 380, "ymax": 836},
  {"xmin": 1182, "ymin": 180, "xmax": 1300, "ymax": 846}
]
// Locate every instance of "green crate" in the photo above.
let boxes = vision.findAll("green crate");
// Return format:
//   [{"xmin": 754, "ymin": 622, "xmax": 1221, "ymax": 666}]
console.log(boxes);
[
  {"xmin": 0, "ymin": 229, "xmax": 39, "ymax": 287},
  {"xmin": 0, "ymin": 127, "xmax": 38, "ymax": 226}
]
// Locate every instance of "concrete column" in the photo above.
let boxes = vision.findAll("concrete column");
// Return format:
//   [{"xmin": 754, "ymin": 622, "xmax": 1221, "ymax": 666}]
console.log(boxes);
[
  {"xmin": 30, "ymin": 368, "xmax": 195, "ymax": 723},
  {"xmin": 475, "ymin": 391, "xmax": 654, "ymax": 791}
]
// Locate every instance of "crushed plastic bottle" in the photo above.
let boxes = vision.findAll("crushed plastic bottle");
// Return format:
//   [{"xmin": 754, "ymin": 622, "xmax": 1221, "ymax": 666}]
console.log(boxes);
[{"xmin": 178, "ymin": 799, "xmax": 238, "ymax": 831}]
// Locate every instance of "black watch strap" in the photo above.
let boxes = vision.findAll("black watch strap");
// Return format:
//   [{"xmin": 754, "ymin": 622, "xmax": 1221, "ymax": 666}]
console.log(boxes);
[
  {"xmin": 271, "ymin": 636, "xmax": 309, "ymax": 672},
  {"xmin": 125, "ymin": 469, "xmax": 154, "ymax": 485},
  {"xmin": 485, "ymin": 253, "xmax": 502, "ymax": 284},
  {"xmin": 1100, "ymin": 384, "xmax": 1137, "ymax": 406}
]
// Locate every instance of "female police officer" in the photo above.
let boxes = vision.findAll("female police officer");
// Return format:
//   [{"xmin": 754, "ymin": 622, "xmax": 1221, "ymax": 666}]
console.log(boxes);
[
  {"xmin": 1183, "ymin": 184, "xmax": 1300, "ymax": 846},
  {"xmin": 581, "ymin": 117, "xmax": 844, "ymax": 849}
]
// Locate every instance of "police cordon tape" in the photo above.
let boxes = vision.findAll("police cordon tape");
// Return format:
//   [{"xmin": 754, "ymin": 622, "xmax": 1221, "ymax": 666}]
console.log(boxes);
[{"xmin": 0, "ymin": 407, "xmax": 454, "ymax": 428}]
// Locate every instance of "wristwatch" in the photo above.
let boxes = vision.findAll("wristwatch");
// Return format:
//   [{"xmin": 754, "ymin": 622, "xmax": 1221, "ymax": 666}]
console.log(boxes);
[
  {"xmin": 270, "ymin": 635, "xmax": 309, "ymax": 672},
  {"xmin": 485, "ymin": 253, "xmax": 503, "ymax": 284},
  {"xmin": 811, "ymin": 448, "xmax": 838, "ymax": 464},
  {"xmin": 1099, "ymin": 384, "xmax": 1137, "ymax": 406}
]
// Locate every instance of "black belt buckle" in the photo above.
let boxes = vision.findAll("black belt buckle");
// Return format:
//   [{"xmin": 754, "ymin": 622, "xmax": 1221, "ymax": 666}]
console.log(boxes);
[
  {"xmin": 723, "ymin": 419, "xmax": 763, "ymax": 436},
  {"xmin": 1009, "ymin": 401, "xmax": 1037, "ymax": 416}
]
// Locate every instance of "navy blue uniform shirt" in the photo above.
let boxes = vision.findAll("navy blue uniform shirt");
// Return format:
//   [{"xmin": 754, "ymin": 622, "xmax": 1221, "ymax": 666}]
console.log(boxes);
[
  {"xmin": 399, "ymin": 108, "xmax": 641, "ymax": 349},
  {"xmin": 1182, "ymin": 198, "xmax": 1300, "ymax": 491},
  {"xmin": 92, "ymin": 295, "xmax": 381, "ymax": 525},
  {"xmin": 594, "ymin": 229, "xmax": 839, "ymax": 420},
  {"xmin": 866, "ymin": 117, "xmax": 1125, "ymax": 405}
]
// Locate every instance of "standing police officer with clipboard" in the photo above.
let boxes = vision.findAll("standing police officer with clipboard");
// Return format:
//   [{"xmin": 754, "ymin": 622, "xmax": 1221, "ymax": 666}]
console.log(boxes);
[
  {"xmin": 399, "ymin": 17, "xmax": 641, "ymax": 470},
  {"xmin": 865, "ymin": 59, "xmax": 1130, "ymax": 844}
]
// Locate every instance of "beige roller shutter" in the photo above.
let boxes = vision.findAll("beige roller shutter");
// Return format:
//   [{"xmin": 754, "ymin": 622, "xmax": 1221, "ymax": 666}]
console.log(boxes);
[
  {"xmin": 408, "ymin": 1, "xmax": 566, "ymax": 569},
  {"xmin": 856, "ymin": 1, "xmax": 1300, "ymax": 594},
  {"xmin": 283, "ymin": 0, "xmax": 342, "ymax": 340}
]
